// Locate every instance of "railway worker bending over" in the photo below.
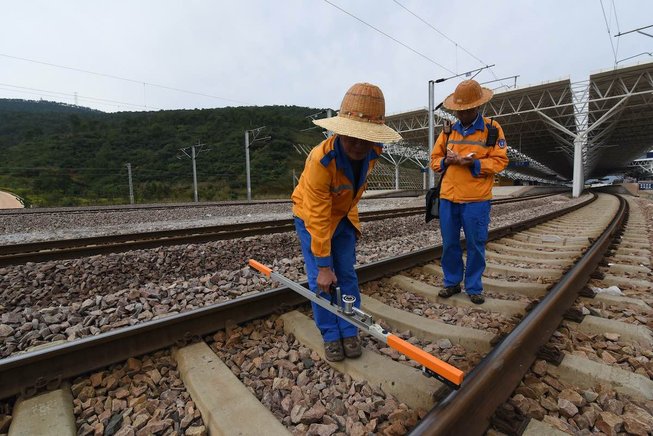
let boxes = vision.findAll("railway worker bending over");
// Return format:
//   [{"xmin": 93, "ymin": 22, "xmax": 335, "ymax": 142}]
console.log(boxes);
[
  {"xmin": 292, "ymin": 82, "xmax": 402, "ymax": 361},
  {"xmin": 430, "ymin": 80, "xmax": 509, "ymax": 305}
]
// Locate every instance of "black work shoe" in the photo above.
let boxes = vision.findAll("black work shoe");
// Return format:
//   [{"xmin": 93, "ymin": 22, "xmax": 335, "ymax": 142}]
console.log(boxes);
[
  {"xmin": 469, "ymin": 294, "xmax": 485, "ymax": 305},
  {"xmin": 438, "ymin": 284, "xmax": 461, "ymax": 298},
  {"xmin": 342, "ymin": 336, "xmax": 362, "ymax": 358},
  {"xmin": 324, "ymin": 340, "xmax": 345, "ymax": 362}
]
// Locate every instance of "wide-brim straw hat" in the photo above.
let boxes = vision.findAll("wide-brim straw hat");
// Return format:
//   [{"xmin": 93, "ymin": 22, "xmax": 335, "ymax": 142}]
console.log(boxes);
[
  {"xmin": 443, "ymin": 79, "xmax": 493, "ymax": 111},
  {"xmin": 313, "ymin": 82, "xmax": 402, "ymax": 143}
]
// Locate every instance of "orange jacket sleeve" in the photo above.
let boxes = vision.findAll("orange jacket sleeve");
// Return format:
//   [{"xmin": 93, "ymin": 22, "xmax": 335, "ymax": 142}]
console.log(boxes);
[
  {"xmin": 430, "ymin": 131, "xmax": 448, "ymax": 173},
  {"xmin": 300, "ymin": 152, "xmax": 333, "ymax": 262}
]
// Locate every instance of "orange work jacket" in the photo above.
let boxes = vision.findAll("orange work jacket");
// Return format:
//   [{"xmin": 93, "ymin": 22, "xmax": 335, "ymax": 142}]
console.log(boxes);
[
  {"xmin": 430, "ymin": 115, "xmax": 509, "ymax": 202},
  {"xmin": 292, "ymin": 135, "xmax": 382, "ymax": 263}
]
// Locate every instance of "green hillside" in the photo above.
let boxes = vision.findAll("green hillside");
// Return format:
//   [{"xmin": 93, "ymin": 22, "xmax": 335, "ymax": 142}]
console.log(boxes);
[{"xmin": 0, "ymin": 99, "xmax": 326, "ymax": 206}]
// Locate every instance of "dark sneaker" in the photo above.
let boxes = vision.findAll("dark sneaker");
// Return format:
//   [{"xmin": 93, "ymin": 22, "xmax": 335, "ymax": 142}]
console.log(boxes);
[
  {"xmin": 469, "ymin": 294, "xmax": 485, "ymax": 305},
  {"xmin": 342, "ymin": 336, "xmax": 362, "ymax": 358},
  {"xmin": 324, "ymin": 340, "xmax": 345, "ymax": 362},
  {"xmin": 438, "ymin": 284, "xmax": 461, "ymax": 298}
]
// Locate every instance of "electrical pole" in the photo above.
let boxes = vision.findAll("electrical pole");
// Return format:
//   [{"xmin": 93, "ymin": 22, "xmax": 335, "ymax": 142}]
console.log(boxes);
[
  {"xmin": 125, "ymin": 163, "xmax": 134, "ymax": 205},
  {"xmin": 245, "ymin": 130, "xmax": 251, "ymax": 202},
  {"xmin": 178, "ymin": 141, "xmax": 209, "ymax": 203},
  {"xmin": 245, "ymin": 127, "xmax": 270, "ymax": 202},
  {"xmin": 428, "ymin": 80, "xmax": 435, "ymax": 189},
  {"xmin": 192, "ymin": 145, "xmax": 198, "ymax": 203},
  {"xmin": 326, "ymin": 109, "xmax": 333, "ymax": 137}
]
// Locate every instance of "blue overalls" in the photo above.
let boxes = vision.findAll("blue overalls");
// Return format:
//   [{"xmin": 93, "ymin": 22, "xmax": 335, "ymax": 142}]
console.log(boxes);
[
  {"xmin": 439, "ymin": 115, "xmax": 492, "ymax": 295},
  {"xmin": 295, "ymin": 217, "xmax": 360, "ymax": 341},
  {"xmin": 294, "ymin": 138, "xmax": 374, "ymax": 342},
  {"xmin": 440, "ymin": 199, "xmax": 490, "ymax": 295}
]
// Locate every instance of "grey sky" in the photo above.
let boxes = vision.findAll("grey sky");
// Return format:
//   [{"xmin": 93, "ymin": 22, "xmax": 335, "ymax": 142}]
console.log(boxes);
[{"xmin": 1, "ymin": 0, "xmax": 651, "ymax": 113}]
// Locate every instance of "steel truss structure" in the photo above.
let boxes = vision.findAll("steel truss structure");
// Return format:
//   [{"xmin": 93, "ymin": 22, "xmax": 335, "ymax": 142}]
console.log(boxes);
[
  {"xmin": 384, "ymin": 62, "xmax": 653, "ymax": 191},
  {"xmin": 292, "ymin": 143, "xmax": 423, "ymax": 190},
  {"xmin": 386, "ymin": 107, "xmax": 563, "ymax": 184},
  {"xmin": 586, "ymin": 64, "xmax": 653, "ymax": 176},
  {"xmin": 294, "ymin": 63, "xmax": 653, "ymax": 192},
  {"xmin": 629, "ymin": 157, "xmax": 653, "ymax": 177}
]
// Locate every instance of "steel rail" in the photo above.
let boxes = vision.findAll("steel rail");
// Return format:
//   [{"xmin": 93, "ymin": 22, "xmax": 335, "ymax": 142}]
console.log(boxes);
[
  {"xmin": 0, "ymin": 199, "xmax": 292, "ymax": 216},
  {"xmin": 410, "ymin": 194, "xmax": 626, "ymax": 436},
  {"xmin": 0, "ymin": 191, "xmax": 431, "ymax": 217},
  {"xmin": 0, "ymin": 193, "xmax": 563, "ymax": 266},
  {"xmin": 0, "ymin": 190, "xmax": 430, "ymax": 216},
  {"xmin": 0, "ymin": 192, "xmax": 593, "ymax": 400},
  {"xmin": 0, "ymin": 207, "xmax": 423, "ymax": 265}
]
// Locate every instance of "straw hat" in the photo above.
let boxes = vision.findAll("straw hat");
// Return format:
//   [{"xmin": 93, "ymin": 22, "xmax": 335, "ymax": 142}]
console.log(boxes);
[
  {"xmin": 443, "ymin": 80, "xmax": 493, "ymax": 111},
  {"xmin": 313, "ymin": 83, "xmax": 402, "ymax": 143}
]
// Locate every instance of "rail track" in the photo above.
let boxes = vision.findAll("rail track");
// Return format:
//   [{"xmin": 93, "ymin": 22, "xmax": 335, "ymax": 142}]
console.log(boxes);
[
  {"xmin": 0, "ymin": 198, "xmax": 293, "ymax": 217},
  {"xmin": 1, "ymin": 192, "xmax": 651, "ymax": 435},
  {"xmin": 0, "ymin": 192, "xmax": 558, "ymax": 217},
  {"xmin": 0, "ymin": 193, "xmax": 560, "ymax": 267}
]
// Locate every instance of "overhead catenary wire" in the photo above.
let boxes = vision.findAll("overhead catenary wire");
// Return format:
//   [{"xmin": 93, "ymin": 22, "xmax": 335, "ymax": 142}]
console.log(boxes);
[
  {"xmin": 322, "ymin": 0, "xmax": 455, "ymax": 74},
  {"xmin": 0, "ymin": 88, "xmax": 145, "ymax": 111},
  {"xmin": 599, "ymin": 0, "xmax": 618, "ymax": 64},
  {"xmin": 391, "ymin": 1, "xmax": 486, "ymax": 67},
  {"xmin": 391, "ymin": 0, "xmax": 509, "ymax": 87},
  {"xmin": 0, "ymin": 83, "xmax": 161, "ymax": 111},
  {"xmin": 611, "ymin": 0, "xmax": 621, "ymax": 59},
  {"xmin": 0, "ymin": 52, "xmax": 251, "ymax": 106}
]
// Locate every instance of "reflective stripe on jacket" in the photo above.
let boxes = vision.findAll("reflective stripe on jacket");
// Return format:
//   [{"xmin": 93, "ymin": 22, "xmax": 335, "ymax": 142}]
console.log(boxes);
[
  {"xmin": 430, "ymin": 116, "xmax": 509, "ymax": 202},
  {"xmin": 292, "ymin": 135, "xmax": 382, "ymax": 266}
]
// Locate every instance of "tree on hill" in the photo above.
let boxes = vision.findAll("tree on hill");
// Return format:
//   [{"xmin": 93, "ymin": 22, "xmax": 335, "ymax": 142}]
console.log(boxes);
[{"xmin": 0, "ymin": 99, "xmax": 327, "ymax": 206}]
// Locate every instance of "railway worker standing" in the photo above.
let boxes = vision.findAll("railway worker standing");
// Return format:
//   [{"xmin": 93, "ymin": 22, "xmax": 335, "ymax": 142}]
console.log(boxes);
[
  {"xmin": 292, "ymin": 82, "xmax": 402, "ymax": 361},
  {"xmin": 430, "ymin": 80, "xmax": 509, "ymax": 305}
]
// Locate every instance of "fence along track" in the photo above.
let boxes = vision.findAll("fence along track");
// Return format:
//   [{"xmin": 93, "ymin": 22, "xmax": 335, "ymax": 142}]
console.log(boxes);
[{"xmin": 6, "ymin": 195, "xmax": 652, "ymax": 436}]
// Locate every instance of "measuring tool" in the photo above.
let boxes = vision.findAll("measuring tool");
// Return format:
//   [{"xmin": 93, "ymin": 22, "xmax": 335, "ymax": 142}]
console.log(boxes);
[{"xmin": 248, "ymin": 259, "xmax": 464, "ymax": 389}]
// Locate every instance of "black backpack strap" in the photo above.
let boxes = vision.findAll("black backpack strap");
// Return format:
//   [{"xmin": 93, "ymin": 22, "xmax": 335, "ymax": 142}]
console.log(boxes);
[
  {"xmin": 425, "ymin": 121, "xmax": 452, "ymax": 223},
  {"xmin": 485, "ymin": 118, "xmax": 499, "ymax": 147},
  {"xmin": 441, "ymin": 119, "xmax": 452, "ymax": 152}
]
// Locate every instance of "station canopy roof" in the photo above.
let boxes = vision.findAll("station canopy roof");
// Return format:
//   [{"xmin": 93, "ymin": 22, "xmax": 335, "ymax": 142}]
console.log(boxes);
[
  {"xmin": 385, "ymin": 61, "xmax": 653, "ymax": 181},
  {"xmin": 585, "ymin": 62, "xmax": 653, "ymax": 177}
]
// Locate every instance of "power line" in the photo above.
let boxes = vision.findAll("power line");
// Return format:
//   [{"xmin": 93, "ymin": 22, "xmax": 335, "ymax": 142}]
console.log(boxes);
[
  {"xmin": 599, "ymin": 0, "xmax": 618, "ymax": 64},
  {"xmin": 0, "ymin": 52, "xmax": 251, "ymax": 106},
  {"xmin": 391, "ymin": 1, "xmax": 485, "ymax": 67},
  {"xmin": 612, "ymin": 0, "xmax": 621, "ymax": 60},
  {"xmin": 322, "ymin": 0, "xmax": 454, "ymax": 74},
  {"xmin": 0, "ymin": 82, "xmax": 161, "ymax": 110},
  {"xmin": 391, "ymin": 0, "xmax": 507, "ymax": 86}
]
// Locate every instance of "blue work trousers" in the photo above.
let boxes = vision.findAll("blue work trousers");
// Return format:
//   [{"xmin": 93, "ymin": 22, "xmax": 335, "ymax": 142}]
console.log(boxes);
[
  {"xmin": 295, "ymin": 217, "xmax": 360, "ymax": 342},
  {"xmin": 439, "ymin": 199, "xmax": 491, "ymax": 295}
]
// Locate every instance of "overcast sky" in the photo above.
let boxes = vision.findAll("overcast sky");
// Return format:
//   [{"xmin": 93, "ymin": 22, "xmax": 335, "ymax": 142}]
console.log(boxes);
[{"xmin": 1, "ymin": 0, "xmax": 651, "ymax": 114}]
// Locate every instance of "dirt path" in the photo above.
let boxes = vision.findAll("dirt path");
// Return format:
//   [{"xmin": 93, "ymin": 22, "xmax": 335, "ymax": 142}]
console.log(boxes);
[{"xmin": 0, "ymin": 191, "xmax": 23, "ymax": 209}]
